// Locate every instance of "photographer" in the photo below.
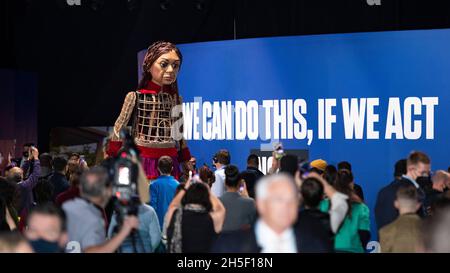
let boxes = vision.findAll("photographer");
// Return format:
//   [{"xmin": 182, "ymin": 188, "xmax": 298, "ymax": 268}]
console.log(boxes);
[
  {"xmin": 166, "ymin": 177, "xmax": 226, "ymax": 253},
  {"xmin": 62, "ymin": 167, "xmax": 139, "ymax": 253},
  {"xmin": 6, "ymin": 146, "xmax": 41, "ymax": 230},
  {"xmin": 19, "ymin": 143, "xmax": 35, "ymax": 170},
  {"xmin": 107, "ymin": 197, "xmax": 161, "ymax": 253},
  {"xmin": 220, "ymin": 165, "xmax": 257, "ymax": 232}
]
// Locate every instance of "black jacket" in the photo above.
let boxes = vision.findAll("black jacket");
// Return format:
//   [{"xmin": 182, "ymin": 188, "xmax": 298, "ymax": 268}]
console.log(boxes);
[
  {"xmin": 294, "ymin": 209, "xmax": 334, "ymax": 253},
  {"xmin": 375, "ymin": 177, "xmax": 425, "ymax": 232},
  {"xmin": 211, "ymin": 216, "xmax": 334, "ymax": 253},
  {"xmin": 48, "ymin": 172, "xmax": 69, "ymax": 201},
  {"xmin": 212, "ymin": 224, "xmax": 302, "ymax": 253},
  {"xmin": 240, "ymin": 167, "xmax": 265, "ymax": 199}
]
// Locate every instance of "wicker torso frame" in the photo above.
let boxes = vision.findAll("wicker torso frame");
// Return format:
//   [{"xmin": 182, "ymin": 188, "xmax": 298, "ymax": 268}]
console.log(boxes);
[
  {"xmin": 130, "ymin": 91, "xmax": 178, "ymax": 148},
  {"xmin": 113, "ymin": 90, "xmax": 182, "ymax": 149}
]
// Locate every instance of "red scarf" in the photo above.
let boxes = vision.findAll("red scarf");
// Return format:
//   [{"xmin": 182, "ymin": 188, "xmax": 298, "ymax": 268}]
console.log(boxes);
[{"xmin": 140, "ymin": 80, "xmax": 175, "ymax": 95}]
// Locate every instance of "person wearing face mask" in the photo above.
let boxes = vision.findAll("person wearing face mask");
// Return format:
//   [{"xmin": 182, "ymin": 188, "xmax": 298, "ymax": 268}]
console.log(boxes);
[
  {"xmin": 24, "ymin": 203, "xmax": 68, "ymax": 253},
  {"xmin": 401, "ymin": 151, "xmax": 431, "ymax": 218},
  {"xmin": 62, "ymin": 166, "xmax": 139, "ymax": 253},
  {"xmin": 376, "ymin": 152, "xmax": 430, "ymax": 233}
]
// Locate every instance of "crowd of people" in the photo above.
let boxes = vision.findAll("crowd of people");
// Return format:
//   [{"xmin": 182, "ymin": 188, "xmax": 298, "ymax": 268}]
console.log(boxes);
[{"xmin": 0, "ymin": 142, "xmax": 449, "ymax": 253}]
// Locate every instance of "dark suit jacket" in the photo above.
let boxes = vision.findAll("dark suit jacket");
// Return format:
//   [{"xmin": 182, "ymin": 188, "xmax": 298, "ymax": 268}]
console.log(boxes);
[
  {"xmin": 211, "ymin": 217, "xmax": 333, "ymax": 253},
  {"xmin": 294, "ymin": 209, "xmax": 334, "ymax": 253},
  {"xmin": 48, "ymin": 172, "xmax": 70, "ymax": 200},
  {"xmin": 375, "ymin": 177, "xmax": 425, "ymax": 232},
  {"xmin": 211, "ymin": 222, "xmax": 306, "ymax": 253},
  {"xmin": 211, "ymin": 227, "xmax": 263, "ymax": 253},
  {"xmin": 240, "ymin": 167, "xmax": 265, "ymax": 199}
]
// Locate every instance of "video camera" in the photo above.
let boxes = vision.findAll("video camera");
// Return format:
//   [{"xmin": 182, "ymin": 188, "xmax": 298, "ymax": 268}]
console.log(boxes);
[{"xmin": 112, "ymin": 129, "xmax": 141, "ymax": 224}]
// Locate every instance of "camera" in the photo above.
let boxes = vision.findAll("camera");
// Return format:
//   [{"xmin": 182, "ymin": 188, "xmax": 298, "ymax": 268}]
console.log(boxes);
[
  {"xmin": 112, "ymin": 129, "xmax": 141, "ymax": 224},
  {"xmin": 274, "ymin": 142, "xmax": 285, "ymax": 160},
  {"xmin": 190, "ymin": 172, "xmax": 203, "ymax": 184}
]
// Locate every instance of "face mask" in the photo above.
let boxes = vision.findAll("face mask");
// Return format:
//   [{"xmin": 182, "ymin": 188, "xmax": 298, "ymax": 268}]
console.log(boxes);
[
  {"xmin": 29, "ymin": 239, "xmax": 62, "ymax": 253},
  {"xmin": 416, "ymin": 176, "xmax": 432, "ymax": 190}
]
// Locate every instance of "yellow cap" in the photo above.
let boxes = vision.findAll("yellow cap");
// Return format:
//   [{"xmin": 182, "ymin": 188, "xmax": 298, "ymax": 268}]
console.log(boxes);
[{"xmin": 310, "ymin": 159, "xmax": 328, "ymax": 172}]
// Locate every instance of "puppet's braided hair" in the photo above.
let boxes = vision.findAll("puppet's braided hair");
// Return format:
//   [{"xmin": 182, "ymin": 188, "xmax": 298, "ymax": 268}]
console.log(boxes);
[{"xmin": 137, "ymin": 41, "xmax": 183, "ymax": 91}]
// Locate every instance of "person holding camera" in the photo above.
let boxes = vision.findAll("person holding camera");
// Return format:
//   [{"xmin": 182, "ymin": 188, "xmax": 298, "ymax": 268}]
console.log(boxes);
[
  {"xmin": 219, "ymin": 165, "xmax": 257, "ymax": 232},
  {"xmin": 19, "ymin": 143, "xmax": 35, "ymax": 170},
  {"xmin": 107, "ymin": 197, "xmax": 161, "ymax": 253},
  {"xmin": 106, "ymin": 152, "xmax": 162, "ymax": 253},
  {"xmin": 165, "ymin": 176, "xmax": 226, "ymax": 253},
  {"xmin": 6, "ymin": 146, "xmax": 41, "ymax": 231},
  {"xmin": 62, "ymin": 167, "xmax": 139, "ymax": 253}
]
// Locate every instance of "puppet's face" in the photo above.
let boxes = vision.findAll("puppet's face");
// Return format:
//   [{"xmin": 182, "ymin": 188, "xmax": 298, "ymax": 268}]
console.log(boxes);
[{"xmin": 150, "ymin": 50, "xmax": 181, "ymax": 86}]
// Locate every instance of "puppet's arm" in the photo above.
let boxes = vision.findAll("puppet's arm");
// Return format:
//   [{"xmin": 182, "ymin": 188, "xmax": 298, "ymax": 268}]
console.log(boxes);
[{"xmin": 112, "ymin": 91, "xmax": 136, "ymax": 141}]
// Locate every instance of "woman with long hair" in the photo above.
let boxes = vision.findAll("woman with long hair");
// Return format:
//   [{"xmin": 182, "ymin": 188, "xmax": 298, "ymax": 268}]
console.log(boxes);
[
  {"xmin": 165, "ymin": 179, "xmax": 225, "ymax": 253},
  {"xmin": 319, "ymin": 169, "xmax": 371, "ymax": 253}
]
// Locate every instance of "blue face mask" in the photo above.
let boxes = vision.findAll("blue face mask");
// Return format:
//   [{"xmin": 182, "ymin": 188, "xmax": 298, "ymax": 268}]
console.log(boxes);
[{"xmin": 29, "ymin": 239, "xmax": 61, "ymax": 253}]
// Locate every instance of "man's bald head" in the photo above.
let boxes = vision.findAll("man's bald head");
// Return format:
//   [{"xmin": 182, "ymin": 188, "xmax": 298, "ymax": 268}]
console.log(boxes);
[
  {"xmin": 80, "ymin": 167, "xmax": 110, "ymax": 197},
  {"xmin": 7, "ymin": 167, "xmax": 23, "ymax": 183},
  {"xmin": 432, "ymin": 170, "xmax": 450, "ymax": 192}
]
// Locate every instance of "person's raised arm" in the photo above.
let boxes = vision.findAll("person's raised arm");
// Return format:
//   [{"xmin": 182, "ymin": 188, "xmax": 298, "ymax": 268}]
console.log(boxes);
[
  {"xmin": 239, "ymin": 180, "xmax": 250, "ymax": 199},
  {"xmin": 306, "ymin": 172, "xmax": 337, "ymax": 198},
  {"xmin": 307, "ymin": 172, "xmax": 348, "ymax": 233},
  {"xmin": 20, "ymin": 147, "xmax": 40, "ymax": 189},
  {"xmin": 84, "ymin": 215, "xmax": 139, "ymax": 253},
  {"xmin": 130, "ymin": 154, "xmax": 150, "ymax": 204},
  {"xmin": 268, "ymin": 151, "xmax": 279, "ymax": 174},
  {"xmin": 165, "ymin": 179, "xmax": 191, "ymax": 228},
  {"xmin": 21, "ymin": 153, "xmax": 30, "ymax": 173}
]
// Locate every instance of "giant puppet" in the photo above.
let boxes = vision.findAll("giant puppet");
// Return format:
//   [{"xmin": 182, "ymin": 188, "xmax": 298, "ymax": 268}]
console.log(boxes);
[{"xmin": 108, "ymin": 41, "xmax": 191, "ymax": 179}]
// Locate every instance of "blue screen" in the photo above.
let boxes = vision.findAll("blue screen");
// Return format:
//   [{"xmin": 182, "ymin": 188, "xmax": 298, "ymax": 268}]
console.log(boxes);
[{"xmin": 139, "ymin": 29, "xmax": 450, "ymax": 246}]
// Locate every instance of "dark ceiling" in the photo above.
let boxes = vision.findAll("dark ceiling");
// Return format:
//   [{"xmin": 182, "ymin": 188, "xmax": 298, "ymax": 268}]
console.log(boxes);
[{"xmin": 2, "ymin": 0, "xmax": 450, "ymax": 150}]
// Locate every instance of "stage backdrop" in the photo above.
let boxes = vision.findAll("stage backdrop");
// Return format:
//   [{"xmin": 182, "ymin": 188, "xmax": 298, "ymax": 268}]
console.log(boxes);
[
  {"xmin": 138, "ymin": 29, "xmax": 450, "ymax": 250},
  {"xmin": 0, "ymin": 69, "xmax": 38, "ymax": 160}
]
